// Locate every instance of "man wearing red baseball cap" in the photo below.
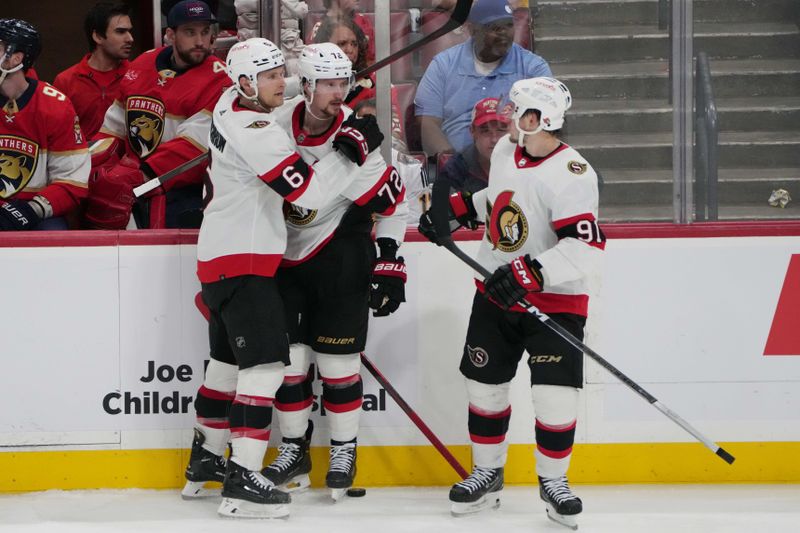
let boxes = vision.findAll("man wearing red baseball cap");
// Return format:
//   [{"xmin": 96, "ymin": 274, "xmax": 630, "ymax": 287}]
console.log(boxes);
[{"xmin": 437, "ymin": 96, "xmax": 511, "ymax": 194}]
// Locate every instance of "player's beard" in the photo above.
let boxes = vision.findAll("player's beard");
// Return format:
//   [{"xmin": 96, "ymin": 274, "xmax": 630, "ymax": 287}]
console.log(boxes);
[{"xmin": 175, "ymin": 45, "xmax": 210, "ymax": 67}]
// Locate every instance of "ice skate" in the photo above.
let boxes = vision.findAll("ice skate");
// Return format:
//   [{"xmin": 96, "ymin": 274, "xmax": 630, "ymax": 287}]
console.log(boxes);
[
  {"xmin": 181, "ymin": 428, "xmax": 227, "ymax": 499},
  {"xmin": 326, "ymin": 441, "xmax": 356, "ymax": 501},
  {"xmin": 449, "ymin": 466, "xmax": 503, "ymax": 516},
  {"xmin": 217, "ymin": 460, "xmax": 291, "ymax": 519},
  {"xmin": 262, "ymin": 421, "xmax": 313, "ymax": 492},
  {"xmin": 539, "ymin": 475, "xmax": 582, "ymax": 530}
]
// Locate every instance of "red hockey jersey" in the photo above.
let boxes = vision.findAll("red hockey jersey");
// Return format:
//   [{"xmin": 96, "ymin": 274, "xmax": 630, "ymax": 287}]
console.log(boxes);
[
  {"xmin": 92, "ymin": 47, "xmax": 229, "ymax": 189},
  {"xmin": 0, "ymin": 79, "xmax": 90, "ymax": 216}
]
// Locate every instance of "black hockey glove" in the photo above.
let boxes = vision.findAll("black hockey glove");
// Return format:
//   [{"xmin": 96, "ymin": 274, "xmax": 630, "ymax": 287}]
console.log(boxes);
[
  {"xmin": 333, "ymin": 114, "xmax": 384, "ymax": 166},
  {"xmin": 370, "ymin": 238, "xmax": 406, "ymax": 317},
  {"xmin": 449, "ymin": 190, "xmax": 479, "ymax": 230},
  {"xmin": 484, "ymin": 255, "xmax": 544, "ymax": 310},
  {"xmin": 0, "ymin": 200, "xmax": 42, "ymax": 231}
]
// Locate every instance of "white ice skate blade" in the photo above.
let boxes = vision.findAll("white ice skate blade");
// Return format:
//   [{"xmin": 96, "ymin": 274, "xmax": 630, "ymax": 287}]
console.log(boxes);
[
  {"xmin": 180, "ymin": 480, "xmax": 221, "ymax": 500},
  {"xmin": 330, "ymin": 488, "xmax": 347, "ymax": 502},
  {"xmin": 545, "ymin": 502, "xmax": 579, "ymax": 530},
  {"xmin": 450, "ymin": 491, "xmax": 502, "ymax": 517},
  {"xmin": 280, "ymin": 474, "xmax": 310, "ymax": 493},
  {"xmin": 217, "ymin": 497, "xmax": 290, "ymax": 519}
]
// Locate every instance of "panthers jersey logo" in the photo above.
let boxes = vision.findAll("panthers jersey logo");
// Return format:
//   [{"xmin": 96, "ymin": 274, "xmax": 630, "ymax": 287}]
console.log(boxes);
[
  {"xmin": 126, "ymin": 96, "xmax": 165, "ymax": 159},
  {"xmin": 486, "ymin": 190, "xmax": 528, "ymax": 253},
  {"xmin": 285, "ymin": 203, "xmax": 317, "ymax": 226},
  {"xmin": 0, "ymin": 135, "xmax": 39, "ymax": 199}
]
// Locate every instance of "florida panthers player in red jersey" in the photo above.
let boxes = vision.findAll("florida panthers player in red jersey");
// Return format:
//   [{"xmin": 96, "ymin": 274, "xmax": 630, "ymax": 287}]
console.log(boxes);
[
  {"xmin": 84, "ymin": 0, "xmax": 229, "ymax": 229},
  {"xmin": 0, "ymin": 19, "xmax": 90, "ymax": 231},
  {"xmin": 421, "ymin": 77, "xmax": 605, "ymax": 530},
  {"xmin": 257, "ymin": 43, "xmax": 408, "ymax": 501},
  {"xmin": 182, "ymin": 38, "xmax": 378, "ymax": 519}
]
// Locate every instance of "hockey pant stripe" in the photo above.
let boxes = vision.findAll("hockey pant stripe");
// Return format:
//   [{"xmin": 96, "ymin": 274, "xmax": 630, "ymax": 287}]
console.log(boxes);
[
  {"xmin": 535, "ymin": 418, "xmax": 576, "ymax": 459},
  {"xmin": 275, "ymin": 372, "xmax": 314, "ymax": 412},
  {"xmin": 468, "ymin": 404, "xmax": 511, "ymax": 445}
]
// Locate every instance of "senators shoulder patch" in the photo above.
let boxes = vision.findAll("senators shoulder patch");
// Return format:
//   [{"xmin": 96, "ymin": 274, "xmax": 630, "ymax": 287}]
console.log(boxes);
[
  {"xmin": 568, "ymin": 160, "xmax": 587, "ymax": 175},
  {"xmin": 245, "ymin": 120, "xmax": 270, "ymax": 129}
]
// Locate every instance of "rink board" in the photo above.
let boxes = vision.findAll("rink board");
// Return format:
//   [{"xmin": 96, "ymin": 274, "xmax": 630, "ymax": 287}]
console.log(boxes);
[{"xmin": 1, "ymin": 223, "xmax": 799, "ymax": 491}]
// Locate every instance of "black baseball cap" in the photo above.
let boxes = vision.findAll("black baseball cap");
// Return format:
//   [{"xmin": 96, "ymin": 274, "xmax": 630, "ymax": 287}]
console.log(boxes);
[{"xmin": 167, "ymin": 1, "xmax": 216, "ymax": 28}]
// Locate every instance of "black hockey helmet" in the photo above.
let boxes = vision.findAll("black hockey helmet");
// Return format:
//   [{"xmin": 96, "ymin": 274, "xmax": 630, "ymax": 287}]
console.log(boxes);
[{"xmin": 0, "ymin": 19, "xmax": 42, "ymax": 70}]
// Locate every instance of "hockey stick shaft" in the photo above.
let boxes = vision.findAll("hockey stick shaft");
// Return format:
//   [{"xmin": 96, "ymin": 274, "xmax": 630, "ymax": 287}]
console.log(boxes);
[
  {"xmin": 133, "ymin": 152, "xmax": 209, "ymax": 198},
  {"xmin": 360, "ymin": 352, "xmax": 470, "ymax": 479},
  {"xmin": 355, "ymin": 0, "xmax": 474, "ymax": 79},
  {"xmin": 439, "ymin": 238, "xmax": 735, "ymax": 465}
]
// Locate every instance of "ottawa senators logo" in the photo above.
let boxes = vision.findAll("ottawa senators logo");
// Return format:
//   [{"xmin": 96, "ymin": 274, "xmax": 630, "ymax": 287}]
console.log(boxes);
[
  {"xmin": 284, "ymin": 202, "xmax": 317, "ymax": 226},
  {"xmin": 126, "ymin": 96, "xmax": 165, "ymax": 159},
  {"xmin": 466, "ymin": 345, "xmax": 489, "ymax": 368},
  {"xmin": 486, "ymin": 190, "xmax": 528, "ymax": 253},
  {"xmin": 568, "ymin": 160, "xmax": 587, "ymax": 175},
  {"xmin": 0, "ymin": 135, "xmax": 39, "ymax": 199}
]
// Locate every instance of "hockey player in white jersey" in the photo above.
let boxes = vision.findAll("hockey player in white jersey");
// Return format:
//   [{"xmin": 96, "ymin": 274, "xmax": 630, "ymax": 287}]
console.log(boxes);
[
  {"xmin": 420, "ymin": 77, "xmax": 605, "ymax": 530},
  {"xmin": 184, "ymin": 38, "xmax": 378, "ymax": 519},
  {"xmin": 259, "ymin": 43, "xmax": 409, "ymax": 501}
]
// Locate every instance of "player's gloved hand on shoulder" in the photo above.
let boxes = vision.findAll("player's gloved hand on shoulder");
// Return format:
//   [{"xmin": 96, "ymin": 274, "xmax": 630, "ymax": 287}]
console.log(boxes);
[
  {"xmin": 333, "ymin": 114, "xmax": 384, "ymax": 166},
  {"xmin": 370, "ymin": 238, "xmax": 406, "ymax": 317},
  {"xmin": 0, "ymin": 199, "xmax": 43, "ymax": 231},
  {"xmin": 484, "ymin": 255, "xmax": 544, "ymax": 310}
]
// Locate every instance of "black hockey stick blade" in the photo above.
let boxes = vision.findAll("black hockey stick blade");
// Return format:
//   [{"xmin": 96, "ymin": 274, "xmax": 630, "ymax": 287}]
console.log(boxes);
[
  {"xmin": 435, "ymin": 238, "xmax": 736, "ymax": 465},
  {"xmin": 355, "ymin": 0, "xmax": 474, "ymax": 79}
]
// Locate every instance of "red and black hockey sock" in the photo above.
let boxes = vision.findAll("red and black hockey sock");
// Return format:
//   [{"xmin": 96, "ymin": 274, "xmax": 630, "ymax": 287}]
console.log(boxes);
[
  {"xmin": 229, "ymin": 394, "xmax": 274, "ymax": 470},
  {"xmin": 322, "ymin": 374, "xmax": 363, "ymax": 442},
  {"xmin": 535, "ymin": 418, "xmax": 576, "ymax": 461},
  {"xmin": 194, "ymin": 385, "xmax": 234, "ymax": 455},
  {"xmin": 468, "ymin": 404, "xmax": 512, "ymax": 445},
  {"xmin": 275, "ymin": 372, "xmax": 314, "ymax": 413}
]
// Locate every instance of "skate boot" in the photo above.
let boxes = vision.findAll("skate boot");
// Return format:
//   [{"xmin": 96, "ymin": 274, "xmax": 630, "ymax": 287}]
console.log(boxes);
[
  {"xmin": 449, "ymin": 466, "xmax": 503, "ymax": 516},
  {"xmin": 539, "ymin": 475, "xmax": 582, "ymax": 530},
  {"xmin": 326, "ymin": 441, "xmax": 356, "ymax": 501},
  {"xmin": 261, "ymin": 421, "xmax": 313, "ymax": 492},
  {"xmin": 217, "ymin": 460, "xmax": 291, "ymax": 519},
  {"xmin": 181, "ymin": 428, "xmax": 227, "ymax": 499}
]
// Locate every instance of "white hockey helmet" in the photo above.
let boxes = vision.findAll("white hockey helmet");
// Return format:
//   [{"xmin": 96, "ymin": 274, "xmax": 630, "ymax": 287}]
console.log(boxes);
[
  {"xmin": 225, "ymin": 38, "xmax": 285, "ymax": 100},
  {"xmin": 507, "ymin": 77, "xmax": 572, "ymax": 144},
  {"xmin": 298, "ymin": 42, "xmax": 353, "ymax": 99}
]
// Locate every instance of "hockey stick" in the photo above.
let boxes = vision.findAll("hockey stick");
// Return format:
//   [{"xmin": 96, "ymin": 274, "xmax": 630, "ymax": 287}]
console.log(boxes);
[
  {"xmin": 354, "ymin": 0, "xmax": 474, "ymax": 79},
  {"xmin": 427, "ymin": 189, "xmax": 736, "ymax": 465},
  {"xmin": 360, "ymin": 352, "xmax": 469, "ymax": 479},
  {"xmin": 192, "ymin": 293, "xmax": 469, "ymax": 477},
  {"xmin": 133, "ymin": 152, "xmax": 209, "ymax": 198}
]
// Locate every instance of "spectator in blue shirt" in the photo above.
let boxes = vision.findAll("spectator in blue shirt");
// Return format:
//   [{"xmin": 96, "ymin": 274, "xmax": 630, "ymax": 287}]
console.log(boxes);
[{"xmin": 414, "ymin": 0, "xmax": 551, "ymax": 155}]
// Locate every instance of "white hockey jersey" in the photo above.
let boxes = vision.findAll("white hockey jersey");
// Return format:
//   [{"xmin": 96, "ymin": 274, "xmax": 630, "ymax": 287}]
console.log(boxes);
[
  {"xmin": 272, "ymin": 97, "xmax": 409, "ymax": 264},
  {"xmin": 472, "ymin": 137, "xmax": 605, "ymax": 317},
  {"xmin": 196, "ymin": 87, "xmax": 355, "ymax": 283}
]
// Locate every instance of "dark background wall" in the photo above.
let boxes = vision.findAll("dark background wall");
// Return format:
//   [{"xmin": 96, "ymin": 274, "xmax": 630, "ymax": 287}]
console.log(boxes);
[{"xmin": 4, "ymin": 1, "xmax": 155, "ymax": 82}]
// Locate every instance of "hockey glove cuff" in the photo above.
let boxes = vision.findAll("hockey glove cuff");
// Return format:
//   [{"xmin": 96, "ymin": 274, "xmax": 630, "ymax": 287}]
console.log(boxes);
[
  {"xmin": 484, "ymin": 255, "xmax": 544, "ymax": 310},
  {"xmin": 0, "ymin": 200, "xmax": 42, "ymax": 231},
  {"xmin": 449, "ymin": 191, "xmax": 479, "ymax": 230}
]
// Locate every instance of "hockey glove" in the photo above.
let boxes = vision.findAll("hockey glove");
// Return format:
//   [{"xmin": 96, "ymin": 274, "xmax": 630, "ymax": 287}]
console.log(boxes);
[
  {"xmin": 484, "ymin": 255, "xmax": 544, "ymax": 310},
  {"xmin": 449, "ymin": 190, "xmax": 479, "ymax": 230},
  {"xmin": 84, "ymin": 155, "xmax": 147, "ymax": 230},
  {"xmin": 333, "ymin": 114, "xmax": 384, "ymax": 166},
  {"xmin": 370, "ymin": 238, "xmax": 406, "ymax": 317},
  {"xmin": 0, "ymin": 199, "xmax": 43, "ymax": 231}
]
